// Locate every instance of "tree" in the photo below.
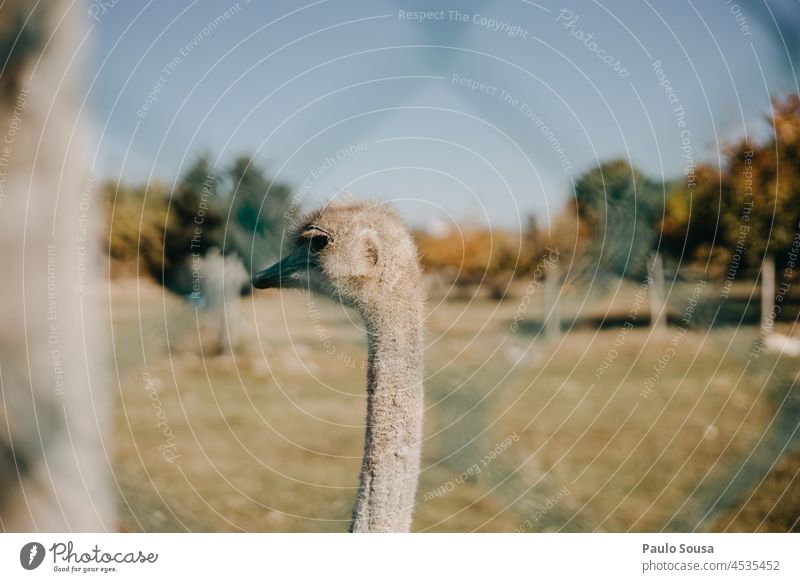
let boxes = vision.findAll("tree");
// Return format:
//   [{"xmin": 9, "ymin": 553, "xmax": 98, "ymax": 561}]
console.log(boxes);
[
  {"xmin": 226, "ymin": 155, "xmax": 293, "ymax": 269},
  {"xmin": 727, "ymin": 95, "xmax": 800, "ymax": 334},
  {"xmin": 661, "ymin": 94, "xmax": 800, "ymax": 335},
  {"xmin": 114, "ymin": 153, "xmax": 296, "ymax": 297},
  {"xmin": 573, "ymin": 159, "xmax": 664, "ymax": 281},
  {"xmin": 104, "ymin": 180, "xmax": 169, "ymax": 279},
  {"xmin": 153, "ymin": 153, "xmax": 295, "ymax": 353},
  {"xmin": 665, "ymin": 96, "xmax": 800, "ymax": 271},
  {"xmin": 660, "ymin": 164, "xmax": 730, "ymax": 276},
  {"xmin": 572, "ymin": 160, "xmax": 667, "ymax": 329},
  {"xmin": 160, "ymin": 155, "xmax": 224, "ymax": 294}
]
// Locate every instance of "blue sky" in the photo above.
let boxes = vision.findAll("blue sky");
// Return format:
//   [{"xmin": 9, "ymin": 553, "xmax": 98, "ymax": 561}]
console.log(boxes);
[{"xmin": 87, "ymin": 0, "xmax": 799, "ymax": 228}]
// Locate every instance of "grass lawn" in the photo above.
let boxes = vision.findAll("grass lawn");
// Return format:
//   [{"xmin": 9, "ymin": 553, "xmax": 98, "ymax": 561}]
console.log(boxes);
[{"xmin": 109, "ymin": 278, "xmax": 800, "ymax": 532}]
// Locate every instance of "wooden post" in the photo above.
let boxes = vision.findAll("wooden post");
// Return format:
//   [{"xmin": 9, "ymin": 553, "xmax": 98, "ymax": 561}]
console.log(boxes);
[
  {"xmin": 761, "ymin": 254, "xmax": 776, "ymax": 337},
  {"xmin": 648, "ymin": 252, "xmax": 666, "ymax": 333},
  {"xmin": 202, "ymin": 249, "xmax": 248, "ymax": 353},
  {"xmin": 544, "ymin": 258, "xmax": 561, "ymax": 341}
]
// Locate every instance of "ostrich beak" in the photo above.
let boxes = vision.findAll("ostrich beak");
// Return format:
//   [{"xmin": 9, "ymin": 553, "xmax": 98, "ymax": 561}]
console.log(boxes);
[{"xmin": 252, "ymin": 251, "xmax": 308, "ymax": 289}]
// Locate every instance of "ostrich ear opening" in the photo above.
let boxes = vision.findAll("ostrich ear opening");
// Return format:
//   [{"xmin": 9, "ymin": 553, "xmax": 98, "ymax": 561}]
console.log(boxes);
[{"xmin": 352, "ymin": 228, "xmax": 380, "ymax": 276}]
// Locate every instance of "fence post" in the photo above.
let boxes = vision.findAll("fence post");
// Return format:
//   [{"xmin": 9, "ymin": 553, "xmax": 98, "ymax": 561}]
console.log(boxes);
[
  {"xmin": 648, "ymin": 252, "xmax": 666, "ymax": 333},
  {"xmin": 761, "ymin": 254, "xmax": 776, "ymax": 338},
  {"xmin": 544, "ymin": 259, "xmax": 561, "ymax": 341}
]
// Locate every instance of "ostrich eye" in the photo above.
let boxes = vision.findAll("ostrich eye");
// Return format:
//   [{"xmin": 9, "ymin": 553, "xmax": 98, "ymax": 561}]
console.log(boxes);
[
  {"xmin": 309, "ymin": 234, "xmax": 329, "ymax": 253},
  {"xmin": 301, "ymin": 225, "xmax": 332, "ymax": 253}
]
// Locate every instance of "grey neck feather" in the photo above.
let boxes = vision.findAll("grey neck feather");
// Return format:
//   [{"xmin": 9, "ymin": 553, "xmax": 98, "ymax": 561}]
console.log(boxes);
[{"xmin": 349, "ymin": 301, "xmax": 424, "ymax": 533}]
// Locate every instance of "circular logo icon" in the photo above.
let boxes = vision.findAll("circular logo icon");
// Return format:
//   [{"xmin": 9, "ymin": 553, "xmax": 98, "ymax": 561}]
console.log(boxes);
[{"xmin": 20, "ymin": 542, "xmax": 45, "ymax": 570}]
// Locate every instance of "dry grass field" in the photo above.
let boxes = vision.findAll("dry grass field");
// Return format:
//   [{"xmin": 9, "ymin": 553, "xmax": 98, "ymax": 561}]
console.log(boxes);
[{"xmin": 109, "ymin": 278, "xmax": 799, "ymax": 532}]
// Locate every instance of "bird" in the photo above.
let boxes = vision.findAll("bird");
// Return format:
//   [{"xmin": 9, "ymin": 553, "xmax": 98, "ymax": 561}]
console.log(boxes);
[
  {"xmin": 0, "ymin": 0, "xmax": 113, "ymax": 531},
  {"xmin": 252, "ymin": 198, "xmax": 425, "ymax": 533}
]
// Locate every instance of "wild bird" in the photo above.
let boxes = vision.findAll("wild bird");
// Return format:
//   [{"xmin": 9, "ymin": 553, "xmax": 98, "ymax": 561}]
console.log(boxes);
[
  {"xmin": 0, "ymin": 1, "xmax": 113, "ymax": 530},
  {"xmin": 252, "ymin": 199, "xmax": 425, "ymax": 532}
]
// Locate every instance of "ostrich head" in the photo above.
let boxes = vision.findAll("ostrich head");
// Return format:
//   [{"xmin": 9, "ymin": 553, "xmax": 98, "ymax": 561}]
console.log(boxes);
[{"xmin": 252, "ymin": 199, "xmax": 422, "ymax": 312}]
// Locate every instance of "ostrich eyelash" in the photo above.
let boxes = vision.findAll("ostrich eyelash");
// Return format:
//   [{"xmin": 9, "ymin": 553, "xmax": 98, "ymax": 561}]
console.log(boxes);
[{"xmin": 303, "ymin": 225, "xmax": 334, "ymax": 241}]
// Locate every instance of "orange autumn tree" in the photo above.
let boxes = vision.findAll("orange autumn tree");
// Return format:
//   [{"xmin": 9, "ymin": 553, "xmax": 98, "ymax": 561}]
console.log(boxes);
[{"xmin": 662, "ymin": 94, "xmax": 800, "ymax": 333}]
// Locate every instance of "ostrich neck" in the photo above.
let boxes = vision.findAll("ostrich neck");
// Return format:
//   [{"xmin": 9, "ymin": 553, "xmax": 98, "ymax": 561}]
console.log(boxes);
[{"xmin": 350, "ymin": 300, "xmax": 424, "ymax": 533}]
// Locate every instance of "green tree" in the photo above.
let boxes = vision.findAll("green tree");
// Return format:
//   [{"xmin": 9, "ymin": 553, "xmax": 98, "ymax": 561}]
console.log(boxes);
[
  {"xmin": 160, "ymin": 155, "xmax": 224, "ymax": 293},
  {"xmin": 226, "ymin": 155, "xmax": 293, "ymax": 269},
  {"xmin": 573, "ymin": 159, "xmax": 664, "ymax": 280}
]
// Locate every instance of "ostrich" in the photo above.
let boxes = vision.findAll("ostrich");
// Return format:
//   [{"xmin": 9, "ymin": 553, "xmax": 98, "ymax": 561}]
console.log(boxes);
[
  {"xmin": 201, "ymin": 248, "xmax": 250, "ymax": 354},
  {"xmin": 0, "ymin": 1, "xmax": 112, "ymax": 530},
  {"xmin": 252, "ymin": 199, "xmax": 425, "ymax": 532}
]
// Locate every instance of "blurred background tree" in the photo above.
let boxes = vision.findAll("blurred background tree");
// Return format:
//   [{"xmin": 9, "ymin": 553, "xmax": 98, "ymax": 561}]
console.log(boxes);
[
  {"xmin": 572, "ymin": 159, "xmax": 665, "ymax": 283},
  {"xmin": 660, "ymin": 164, "xmax": 730, "ymax": 277},
  {"xmin": 744, "ymin": 95, "xmax": 800, "ymax": 271},
  {"xmin": 105, "ymin": 152, "xmax": 295, "ymax": 298},
  {"xmin": 102, "ymin": 94, "xmax": 800, "ymax": 321},
  {"xmin": 663, "ymin": 95, "xmax": 800, "ymax": 277},
  {"xmin": 104, "ymin": 180, "xmax": 169, "ymax": 280},
  {"xmin": 160, "ymin": 155, "xmax": 224, "ymax": 294},
  {"xmin": 225, "ymin": 155, "xmax": 293, "ymax": 271}
]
